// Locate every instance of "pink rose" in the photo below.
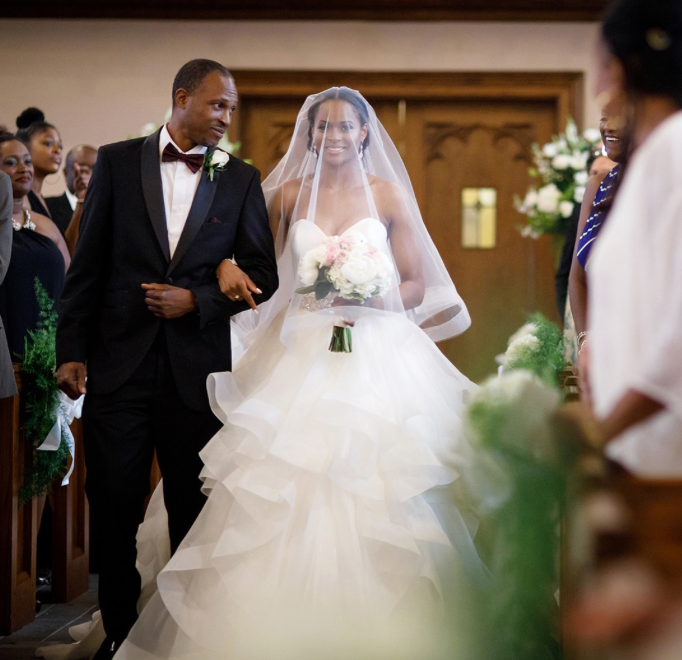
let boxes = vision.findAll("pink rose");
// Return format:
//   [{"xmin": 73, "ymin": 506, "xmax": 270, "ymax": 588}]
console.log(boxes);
[{"xmin": 325, "ymin": 243, "xmax": 340, "ymax": 266}]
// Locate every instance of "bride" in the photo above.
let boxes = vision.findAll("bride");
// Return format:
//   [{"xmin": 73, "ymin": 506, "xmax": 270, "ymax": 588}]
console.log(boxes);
[{"xmin": 45, "ymin": 88, "xmax": 489, "ymax": 660}]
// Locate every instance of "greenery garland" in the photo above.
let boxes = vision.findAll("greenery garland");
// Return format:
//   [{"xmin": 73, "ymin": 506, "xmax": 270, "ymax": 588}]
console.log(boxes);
[
  {"xmin": 19, "ymin": 278, "xmax": 69, "ymax": 503},
  {"xmin": 464, "ymin": 315, "xmax": 574, "ymax": 659},
  {"xmin": 502, "ymin": 313, "xmax": 567, "ymax": 387}
]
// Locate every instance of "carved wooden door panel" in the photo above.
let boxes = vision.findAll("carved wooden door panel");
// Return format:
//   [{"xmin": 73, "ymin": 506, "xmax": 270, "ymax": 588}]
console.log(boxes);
[
  {"xmin": 238, "ymin": 92, "xmax": 562, "ymax": 383},
  {"xmin": 404, "ymin": 100, "xmax": 559, "ymax": 382}
]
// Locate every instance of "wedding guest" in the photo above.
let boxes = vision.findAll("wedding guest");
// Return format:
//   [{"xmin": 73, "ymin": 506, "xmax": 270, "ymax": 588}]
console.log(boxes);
[
  {"xmin": 585, "ymin": 0, "xmax": 682, "ymax": 475},
  {"xmin": 554, "ymin": 152, "xmax": 616, "ymax": 318},
  {"xmin": 16, "ymin": 107, "xmax": 63, "ymax": 219},
  {"xmin": 0, "ymin": 129, "xmax": 69, "ymax": 361},
  {"xmin": 46, "ymin": 145, "xmax": 98, "ymax": 253},
  {"xmin": 568, "ymin": 100, "xmax": 625, "ymax": 351},
  {"xmin": 0, "ymin": 171, "xmax": 17, "ymax": 398}
]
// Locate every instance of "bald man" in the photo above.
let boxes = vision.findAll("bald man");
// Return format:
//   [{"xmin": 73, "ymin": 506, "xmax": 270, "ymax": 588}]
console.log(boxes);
[{"xmin": 46, "ymin": 144, "xmax": 98, "ymax": 251}]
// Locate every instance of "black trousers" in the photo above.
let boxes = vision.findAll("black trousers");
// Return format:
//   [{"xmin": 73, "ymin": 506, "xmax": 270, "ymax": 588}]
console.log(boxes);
[{"xmin": 82, "ymin": 334, "xmax": 222, "ymax": 642}]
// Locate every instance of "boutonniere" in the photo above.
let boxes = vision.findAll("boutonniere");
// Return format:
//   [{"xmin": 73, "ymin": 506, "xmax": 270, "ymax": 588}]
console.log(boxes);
[{"xmin": 205, "ymin": 147, "xmax": 229, "ymax": 181}]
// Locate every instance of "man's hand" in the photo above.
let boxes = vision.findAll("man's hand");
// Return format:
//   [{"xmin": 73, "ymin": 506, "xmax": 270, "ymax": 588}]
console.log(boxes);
[
  {"xmin": 57, "ymin": 362, "xmax": 87, "ymax": 399},
  {"xmin": 73, "ymin": 163, "xmax": 92, "ymax": 202},
  {"xmin": 216, "ymin": 260, "xmax": 261, "ymax": 313},
  {"xmin": 142, "ymin": 283, "xmax": 197, "ymax": 319}
]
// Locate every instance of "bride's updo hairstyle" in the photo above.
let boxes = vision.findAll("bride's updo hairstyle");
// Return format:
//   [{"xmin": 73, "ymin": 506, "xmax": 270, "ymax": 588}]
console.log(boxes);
[
  {"xmin": 306, "ymin": 87, "xmax": 371, "ymax": 151},
  {"xmin": 603, "ymin": 0, "xmax": 682, "ymax": 107}
]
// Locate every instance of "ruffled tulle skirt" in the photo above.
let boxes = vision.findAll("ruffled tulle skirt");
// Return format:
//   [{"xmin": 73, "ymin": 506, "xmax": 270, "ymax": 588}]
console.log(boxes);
[{"xmin": 115, "ymin": 311, "xmax": 488, "ymax": 659}]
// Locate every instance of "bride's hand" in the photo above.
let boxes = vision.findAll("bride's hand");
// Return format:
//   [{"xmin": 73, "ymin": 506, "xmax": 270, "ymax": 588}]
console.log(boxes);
[{"xmin": 216, "ymin": 260, "xmax": 262, "ymax": 312}]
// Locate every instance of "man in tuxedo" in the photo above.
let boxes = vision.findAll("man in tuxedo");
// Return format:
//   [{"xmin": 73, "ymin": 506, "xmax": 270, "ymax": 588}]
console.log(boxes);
[
  {"xmin": 46, "ymin": 144, "xmax": 98, "ymax": 246},
  {"xmin": 56, "ymin": 59, "xmax": 278, "ymax": 659},
  {"xmin": 0, "ymin": 171, "xmax": 17, "ymax": 398}
]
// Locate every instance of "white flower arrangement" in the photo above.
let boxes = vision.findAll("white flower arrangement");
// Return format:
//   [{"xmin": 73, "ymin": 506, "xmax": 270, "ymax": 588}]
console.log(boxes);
[
  {"xmin": 297, "ymin": 234, "xmax": 393, "ymax": 302},
  {"xmin": 515, "ymin": 118, "xmax": 602, "ymax": 238}
]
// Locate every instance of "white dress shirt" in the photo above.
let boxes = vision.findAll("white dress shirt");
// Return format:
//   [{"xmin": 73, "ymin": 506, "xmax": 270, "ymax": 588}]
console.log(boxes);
[
  {"xmin": 65, "ymin": 187, "xmax": 78, "ymax": 211},
  {"xmin": 158, "ymin": 124, "xmax": 207, "ymax": 258}
]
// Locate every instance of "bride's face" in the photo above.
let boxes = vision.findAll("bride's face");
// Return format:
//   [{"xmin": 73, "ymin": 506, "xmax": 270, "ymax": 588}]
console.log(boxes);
[{"xmin": 312, "ymin": 100, "xmax": 368, "ymax": 166}]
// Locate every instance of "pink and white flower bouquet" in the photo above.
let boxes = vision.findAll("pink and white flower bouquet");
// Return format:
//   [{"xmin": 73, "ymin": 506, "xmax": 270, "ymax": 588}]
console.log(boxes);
[
  {"xmin": 296, "ymin": 234, "xmax": 393, "ymax": 352},
  {"xmin": 297, "ymin": 234, "xmax": 392, "ymax": 302}
]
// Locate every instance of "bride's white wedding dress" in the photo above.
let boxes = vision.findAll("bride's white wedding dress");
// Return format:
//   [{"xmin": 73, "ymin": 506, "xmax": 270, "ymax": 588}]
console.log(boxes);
[
  {"xmin": 102, "ymin": 217, "xmax": 487, "ymax": 659},
  {"xmin": 37, "ymin": 217, "xmax": 487, "ymax": 660}
]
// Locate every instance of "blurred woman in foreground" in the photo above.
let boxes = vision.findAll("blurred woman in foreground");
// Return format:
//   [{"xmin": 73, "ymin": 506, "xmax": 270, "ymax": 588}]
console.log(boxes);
[{"xmin": 586, "ymin": 0, "xmax": 682, "ymax": 476}]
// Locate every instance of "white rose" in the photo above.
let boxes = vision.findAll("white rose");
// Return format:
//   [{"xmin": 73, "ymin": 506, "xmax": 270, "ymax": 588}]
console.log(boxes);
[
  {"xmin": 574, "ymin": 171, "xmax": 589, "ymax": 185},
  {"xmin": 506, "ymin": 334, "xmax": 540, "ymax": 363},
  {"xmin": 574, "ymin": 185, "xmax": 587, "ymax": 203},
  {"xmin": 542, "ymin": 143, "xmax": 558, "ymax": 158},
  {"xmin": 536, "ymin": 184, "xmax": 561, "ymax": 213},
  {"xmin": 298, "ymin": 249, "xmax": 323, "ymax": 285},
  {"xmin": 559, "ymin": 201, "xmax": 575, "ymax": 218},
  {"xmin": 552, "ymin": 155, "xmax": 572, "ymax": 171},
  {"xmin": 524, "ymin": 190, "xmax": 539, "ymax": 208},
  {"xmin": 507, "ymin": 323, "xmax": 537, "ymax": 346},
  {"xmin": 583, "ymin": 128, "xmax": 601, "ymax": 143},
  {"xmin": 341, "ymin": 255, "xmax": 378, "ymax": 285},
  {"xmin": 210, "ymin": 149, "xmax": 230, "ymax": 168},
  {"xmin": 571, "ymin": 152, "xmax": 588, "ymax": 170}
]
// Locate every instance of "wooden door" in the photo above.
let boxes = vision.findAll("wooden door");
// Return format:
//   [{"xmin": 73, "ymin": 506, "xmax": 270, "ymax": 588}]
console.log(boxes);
[
  {"xmin": 235, "ymin": 73, "xmax": 577, "ymax": 382},
  {"xmin": 404, "ymin": 100, "xmax": 559, "ymax": 382}
]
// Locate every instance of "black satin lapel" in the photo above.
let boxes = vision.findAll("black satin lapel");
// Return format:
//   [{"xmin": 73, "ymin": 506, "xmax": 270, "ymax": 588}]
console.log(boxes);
[
  {"xmin": 166, "ymin": 170, "xmax": 218, "ymax": 276},
  {"xmin": 141, "ymin": 130, "xmax": 170, "ymax": 262}
]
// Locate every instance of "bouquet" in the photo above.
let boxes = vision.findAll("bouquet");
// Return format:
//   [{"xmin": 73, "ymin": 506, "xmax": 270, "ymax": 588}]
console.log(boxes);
[
  {"xmin": 296, "ymin": 234, "xmax": 392, "ymax": 352},
  {"xmin": 515, "ymin": 118, "xmax": 602, "ymax": 238}
]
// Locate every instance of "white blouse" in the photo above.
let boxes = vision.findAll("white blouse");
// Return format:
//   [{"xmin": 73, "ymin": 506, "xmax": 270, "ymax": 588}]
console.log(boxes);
[{"xmin": 589, "ymin": 111, "xmax": 682, "ymax": 476}]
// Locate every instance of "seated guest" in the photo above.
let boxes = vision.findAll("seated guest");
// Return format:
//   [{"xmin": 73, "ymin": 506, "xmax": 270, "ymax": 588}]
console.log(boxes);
[
  {"xmin": 569, "ymin": 100, "xmax": 625, "ymax": 356},
  {"xmin": 0, "ymin": 129, "xmax": 69, "ymax": 361},
  {"xmin": 16, "ymin": 107, "xmax": 63, "ymax": 220},
  {"xmin": 0, "ymin": 171, "xmax": 17, "ymax": 398},
  {"xmin": 586, "ymin": 0, "xmax": 682, "ymax": 476},
  {"xmin": 46, "ymin": 145, "xmax": 98, "ymax": 253}
]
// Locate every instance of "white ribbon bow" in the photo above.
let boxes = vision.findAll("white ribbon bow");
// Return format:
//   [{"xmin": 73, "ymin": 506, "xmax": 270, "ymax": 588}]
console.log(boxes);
[{"xmin": 36, "ymin": 390, "xmax": 85, "ymax": 486}]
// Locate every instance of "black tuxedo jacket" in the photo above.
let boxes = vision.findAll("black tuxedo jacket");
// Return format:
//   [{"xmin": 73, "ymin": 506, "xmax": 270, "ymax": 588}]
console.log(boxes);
[
  {"xmin": 45, "ymin": 193, "xmax": 73, "ymax": 237},
  {"xmin": 57, "ymin": 130, "xmax": 278, "ymax": 411}
]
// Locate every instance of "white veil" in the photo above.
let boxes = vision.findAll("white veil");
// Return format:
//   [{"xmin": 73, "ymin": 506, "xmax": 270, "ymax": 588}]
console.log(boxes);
[{"xmin": 234, "ymin": 87, "xmax": 470, "ymax": 349}]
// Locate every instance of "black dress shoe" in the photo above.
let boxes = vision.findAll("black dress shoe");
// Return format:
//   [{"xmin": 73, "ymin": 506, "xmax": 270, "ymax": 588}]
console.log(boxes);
[{"xmin": 93, "ymin": 636, "xmax": 123, "ymax": 660}]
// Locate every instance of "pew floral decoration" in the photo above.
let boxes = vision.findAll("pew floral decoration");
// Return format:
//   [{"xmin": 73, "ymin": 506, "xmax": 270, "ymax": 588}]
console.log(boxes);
[
  {"xmin": 19, "ymin": 279, "xmax": 78, "ymax": 503},
  {"xmin": 463, "ymin": 314, "xmax": 576, "ymax": 659},
  {"xmin": 515, "ymin": 118, "xmax": 602, "ymax": 238}
]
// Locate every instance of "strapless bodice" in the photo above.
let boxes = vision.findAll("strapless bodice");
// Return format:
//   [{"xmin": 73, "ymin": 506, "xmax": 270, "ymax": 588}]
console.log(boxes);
[{"xmin": 291, "ymin": 218, "xmax": 389, "ymax": 263}]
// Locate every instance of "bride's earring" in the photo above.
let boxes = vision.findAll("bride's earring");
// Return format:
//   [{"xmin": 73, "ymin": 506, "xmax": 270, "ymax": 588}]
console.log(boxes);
[
  {"xmin": 358, "ymin": 143, "xmax": 364, "ymax": 159},
  {"xmin": 311, "ymin": 145, "xmax": 318, "ymax": 157}
]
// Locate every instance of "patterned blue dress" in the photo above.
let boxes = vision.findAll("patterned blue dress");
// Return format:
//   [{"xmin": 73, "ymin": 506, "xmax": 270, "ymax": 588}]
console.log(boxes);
[{"xmin": 576, "ymin": 164, "xmax": 620, "ymax": 270}]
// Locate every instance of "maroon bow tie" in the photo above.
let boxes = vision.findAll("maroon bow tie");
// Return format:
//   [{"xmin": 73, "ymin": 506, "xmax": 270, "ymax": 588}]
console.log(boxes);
[{"xmin": 162, "ymin": 142, "xmax": 204, "ymax": 174}]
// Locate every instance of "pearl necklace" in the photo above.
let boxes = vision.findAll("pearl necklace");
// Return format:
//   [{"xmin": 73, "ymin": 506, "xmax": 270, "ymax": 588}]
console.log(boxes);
[{"xmin": 12, "ymin": 208, "xmax": 36, "ymax": 232}]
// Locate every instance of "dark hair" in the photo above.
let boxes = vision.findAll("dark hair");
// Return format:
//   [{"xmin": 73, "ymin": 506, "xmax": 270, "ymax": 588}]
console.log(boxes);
[
  {"xmin": 16, "ymin": 121, "xmax": 58, "ymax": 144},
  {"xmin": 306, "ymin": 88, "xmax": 371, "ymax": 151},
  {"xmin": 602, "ymin": 0, "xmax": 682, "ymax": 106},
  {"xmin": 0, "ymin": 126, "xmax": 20, "ymax": 144},
  {"xmin": 16, "ymin": 107, "xmax": 44, "ymax": 130},
  {"xmin": 172, "ymin": 59, "xmax": 232, "ymax": 106}
]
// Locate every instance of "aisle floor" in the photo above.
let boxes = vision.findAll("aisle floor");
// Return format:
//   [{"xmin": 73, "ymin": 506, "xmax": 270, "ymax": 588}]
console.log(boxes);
[{"xmin": 0, "ymin": 576, "xmax": 98, "ymax": 659}]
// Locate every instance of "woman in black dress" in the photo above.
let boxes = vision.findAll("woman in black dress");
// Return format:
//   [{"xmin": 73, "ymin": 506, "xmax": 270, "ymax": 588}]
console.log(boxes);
[
  {"xmin": 16, "ymin": 108, "xmax": 63, "ymax": 221},
  {"xmin": 0, "ymin": 129, "xmax": 69, "ymax": 360}
]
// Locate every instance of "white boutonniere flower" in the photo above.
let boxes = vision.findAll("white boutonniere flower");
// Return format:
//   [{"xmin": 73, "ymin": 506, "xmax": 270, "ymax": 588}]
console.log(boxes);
[{"xmin": 205, "ymin": 148, "xmax": 229, "ymax": 181}]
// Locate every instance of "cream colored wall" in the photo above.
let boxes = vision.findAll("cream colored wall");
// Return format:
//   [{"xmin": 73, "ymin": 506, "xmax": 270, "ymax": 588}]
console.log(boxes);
[{"xmin": 0, "ymin": 19, "xmax": 602, "ymax": 196}]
